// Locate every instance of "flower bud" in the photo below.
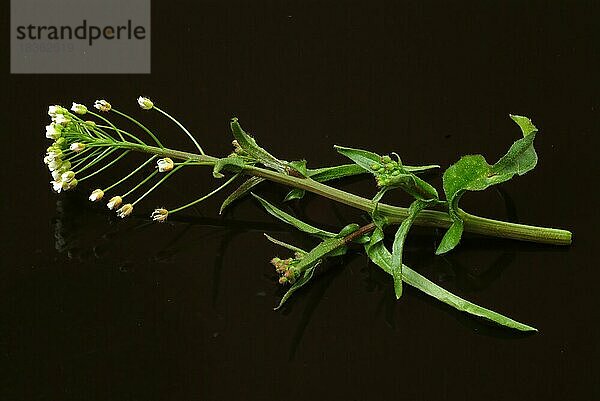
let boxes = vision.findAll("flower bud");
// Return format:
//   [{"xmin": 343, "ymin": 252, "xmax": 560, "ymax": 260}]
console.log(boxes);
[
  {"xmin": 157, "ymin": 157, "xmax": 174, "ymax": 172},
  {"xmin": 84, "ymin": 120, "xmax": 97, "ymax": 127},
  {"xmin": 58, "ymin": 160, "xmax": 72, "ymax": 172},
  {"xmin": 137, "ymin": 96, "xmax": 154, "ymax": 110},
  {"xmin": 63, "ymin": 178, "xmax": 78, "ymax": 191},
  {"xmin": 45, "ymin": 123, "xmax": 62, "ymax": 140},
  {"xmin": 55, "ymin": 137, "xmax": 67, "ymax": 148},
  {"xmin": 107, "ymin": 196, "xmax": 123, "ymax": 210},
  {"xmin": 94, "ymin": 99, "xmax": 111, "ymax": 112},
  {"xmin": 70, "ymin": 142, "xmax": 86, "ymax": 152},
  {"xmin": 151, "ymin": 208, "xmax": 169, "ymax": 222},
  {"xmin": 89, "ymin": 189, "xmax": 104, "ymax": 202},
  {"xmin": 117, "ymin": 203, "xmax": 134, "ymax": 218},
  {"xmin": 71, "ymin": 103, "xmax": 88, "ymax": 115},
  {"xmin": 61, "ymin": 171, "xmax": 76, "ymax": 183}
]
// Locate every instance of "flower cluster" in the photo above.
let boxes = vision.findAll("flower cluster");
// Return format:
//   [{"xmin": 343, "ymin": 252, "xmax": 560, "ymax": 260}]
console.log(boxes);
[
  {"xmin": 270, "ymin": 254, "xmax": 303, "ymax": 284},
  {"xmin": 44, "ymin": 105, "xmax": 80, "ymax": 193},
  {"xmin": 370, "ymin": 155, "xmax": 404, "ymax": 187}
]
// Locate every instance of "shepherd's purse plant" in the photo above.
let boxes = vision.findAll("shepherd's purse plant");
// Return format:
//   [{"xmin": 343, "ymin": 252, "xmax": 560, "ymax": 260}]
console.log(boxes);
[{"xmin": 43, "ymin": 97, "xmax": 572, "ymax": 332}]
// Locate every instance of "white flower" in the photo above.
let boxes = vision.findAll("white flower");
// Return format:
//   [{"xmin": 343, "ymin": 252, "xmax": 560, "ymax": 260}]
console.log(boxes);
[
  {"xmin": 137, "ymin": 96, "xmax": 154, "ymax": 110},
  {"xmin": 45, "ymin": 124, "xmax": 62, "ymax": 140},
  {"xmin": 157, "ymin": 157, "xmax": 174, "ymax": 172},
  {"xmin": 51, "ymin": 180, "xmax": 63, "ymax": 193},
  {"xmin": 61, "ymin": 171, "xmax": 75, "ymax": 183},
  {"xmin": 48, "ymin": 105, "xmax": 66, "ymax": 116},
  {"xmin": 46, "ymin": 146, "xmax": 63, "ymax": 159},
  {"xmin": 94, "ymin": 99, "xmax": 111, "ymax": 112},
  {"xmin": 117, "ymin": 203, "xmax": 134, "ymax": 218},
  {"xmin": 106, "ymin": 196, "xmax": 123, "ymax": 210},
  {"xmin": 71, "ymin": 103, "xmax": 88, "ymax": 115},
  {"xmin": 47, "ymin": 158, "xmax": 62, "ymax": 171},
  {"xmin": 151, "ymin": 208, "xmax": 168, "ymax": 222},
  {"xmin": 53, "ymin": 113, "xmax": 71, "ymax": 125},
  {"xmin": 89, "ymin": 189, "xmax": 104, "ymax": 202},
  {"xmin": 51, "ymin": 170, "xmax": 62, "ymax": 181},
  {"xmin": 70, "ymin": 142, "xmax": 86, "ymax": 152}
]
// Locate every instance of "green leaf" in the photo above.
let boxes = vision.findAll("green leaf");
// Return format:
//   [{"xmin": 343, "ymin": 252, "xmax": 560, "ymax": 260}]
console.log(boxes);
[
  {"xmin": 275, "ymin": 265, "xmax": 317, "ymax": 310},
  {"xmin": 435, "ymin": 220, "xmax": 464, "ymax": 255},
  {"xmin": 333, "ymin": 145, "xmax": 382, "ymax": 173},
  {"xmin": 212, "ymin": 156, "xmax": 248, "ymax": 178},
  {"xmin": 252, "ymin": 193, "xmax": 335, "ymax": 239},
  {"xmin": 364, "ymin": 235, "xmax": 537, "ymax": 331},
  {"xmin": 307, "ymin": 163, "xmax": 366, "ymax": 181},
  {"xmin": 263, "ymin": 233, "xmax": 308, "ymax": 256},
  {"xmin": 390, "ymin": 199, "xmax": 432, "ymax": 298},
  {"xmin": 283, "ymin": 188, "xmax": 305, "ymax": 202},
  {"xmin": 275, "ymin": 234, "xmax": 349, "ymax": 309},
  {"xmin": 438, "ymin": 115, "xmax": 540, "ymax": 254},
  {"xmin": 335, "ymin": 145, "xmax": 438, "ymax": 201},
  {"xmin": 287, "ymin": 160, "xmax": 309, "ymax": 177},
  {"xmin": 220, "ymin": 176, "xmax": 265, "ymax": 214},
  {"xmin": 230, "ymin": 118, "xmax": 287, "ymax": 173}
]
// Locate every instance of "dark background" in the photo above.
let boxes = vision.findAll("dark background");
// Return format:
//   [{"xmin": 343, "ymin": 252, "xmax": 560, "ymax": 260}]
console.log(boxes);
[{"xmin": 2, "ymin": 1, "xmax": 599, "ymax": 400}]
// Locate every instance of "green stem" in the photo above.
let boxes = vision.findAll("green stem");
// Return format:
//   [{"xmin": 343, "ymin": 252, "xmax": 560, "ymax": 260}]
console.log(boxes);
[
  {"xmin": 108, "ymin": 141, "xmax": 572, "ymax": 246},
  {"xmin": 153, "ymin": 106, "xmax": 205, "ymax": 155},
  {"xmin": 169, "ymin": 173, "xmax": 239, "ymax": 214}
]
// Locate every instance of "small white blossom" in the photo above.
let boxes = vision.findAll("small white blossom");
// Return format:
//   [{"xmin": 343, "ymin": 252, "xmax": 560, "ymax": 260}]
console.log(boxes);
[
  {"xmin": 61, "ymin": 171, "xmax": 76, "ymax": 183},
  {"xmin": 48, "ymin": 105, "xmax": 66, "ymax": 116},
  {"xmin": 47, "ymin": 158, "xmax": 62, "ymax": 171},
  {"xmin": 117, "ymin": 203, "xmax": 134, "ymax": 218},
  {"xmin": 51, "ymin": 180, "xmax": 63, "ymax": 193},
  {"xmin": 52, "ymin": 170, "xmax": 62, "ymax": 181},
  {"xmin": 71, "ymin": 103, "xmax": 88, "ymax": 115},
  {"xmin": 107, "ymin": 196, "xmax": 123, "ymax": 210},
  {"xmin": 53, "ymin": 113, "xmax": 71, "ymax": 125},
  {"xmin": 45, "ymin": 124, "xmax": 62, "ymax": 140},
  {"xmin": 94, "ymin": 99, "xmax": 111, "ymax": 112},
  {"xmin": 70, "ymin": 142, "xmax": 86, "ymax": 152},
  {"xmin": 137, "ymin": 96, "xmax": 154, "ymax": 110},
  {"xmin": 157, "ymin": 157, "xmax": 174, "ymax": 172},
  {"xmin": 46, "ymin": 147, "xmax": 63, "ymax": 159},
  {"xmin": 151, "ymin": 208, "xmax": 169, "ymax": 222},
  {"xmin": 89, "ymin": 189, "xmax": 104, "ymax": 202}
]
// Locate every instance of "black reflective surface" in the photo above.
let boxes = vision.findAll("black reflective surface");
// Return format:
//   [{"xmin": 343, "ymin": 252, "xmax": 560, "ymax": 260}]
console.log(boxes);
[{"xmin": 2, "ymin": 1, "xmax": 599, "ymax": 400}]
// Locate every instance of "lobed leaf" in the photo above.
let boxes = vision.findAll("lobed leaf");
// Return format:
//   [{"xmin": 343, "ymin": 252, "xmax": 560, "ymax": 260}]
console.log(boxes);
[{"xmin": 437, "ymin": 115, "xmax": 540, "ymax": 254}]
